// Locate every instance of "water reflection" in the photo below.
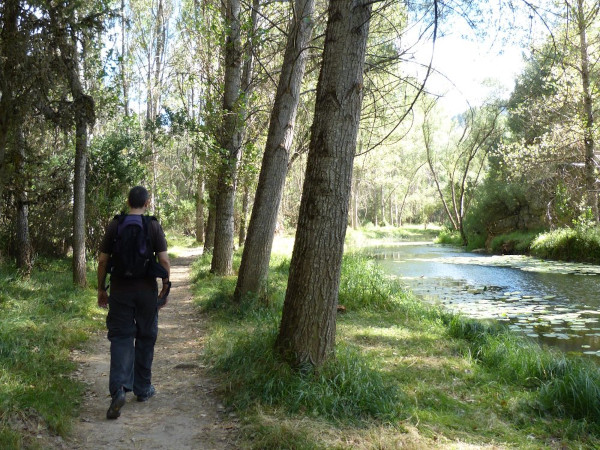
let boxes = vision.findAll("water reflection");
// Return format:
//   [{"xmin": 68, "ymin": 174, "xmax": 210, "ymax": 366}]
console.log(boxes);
[{"xmin": 370, "ymin": 244, "xmax": 600, "ymax": 355}]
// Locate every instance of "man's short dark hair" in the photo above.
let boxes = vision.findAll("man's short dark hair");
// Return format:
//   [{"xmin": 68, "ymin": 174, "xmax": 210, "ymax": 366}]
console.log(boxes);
[{"xmin": 128, "ymin": 186, "xmax": 149, "ymax": 208}]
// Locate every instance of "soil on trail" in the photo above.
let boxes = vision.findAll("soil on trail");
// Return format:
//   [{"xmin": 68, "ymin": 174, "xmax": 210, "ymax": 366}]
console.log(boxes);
[{"xmin": 68, "ymin": 250, "xmax": 240, "ymax": 449}]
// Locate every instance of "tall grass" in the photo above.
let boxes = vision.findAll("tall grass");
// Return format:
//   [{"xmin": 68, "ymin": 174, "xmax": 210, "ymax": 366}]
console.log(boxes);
[
  {"xmin": 489, "ymin": 230, "xmax": 540, "ymax": 254},
  {"xmin": 448, "ymin": 315, "xmax": 600, "ymax": 423},
  {"xmin": 531, "ymin": 226, "xmax": 600, "ymax": 263},
  {"xmin": 205, "ymin": 325, "xmax": 405, "ymax": 423},
  {"xmin": 0, "ymin": 259, "xmax": 101, "ymax": 448},
  {"xmin": 194, "ymin": 251, "xmax": 408, "ymax": 425},
  {"xmin": 338, "ymin": 253, "xmax": 404, "ymax": 311}
]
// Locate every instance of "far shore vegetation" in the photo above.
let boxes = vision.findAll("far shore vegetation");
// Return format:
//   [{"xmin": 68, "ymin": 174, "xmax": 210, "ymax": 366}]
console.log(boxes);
[{"xmin": 1, "ymin": 224, "xmax": 600, "ymax": 448}]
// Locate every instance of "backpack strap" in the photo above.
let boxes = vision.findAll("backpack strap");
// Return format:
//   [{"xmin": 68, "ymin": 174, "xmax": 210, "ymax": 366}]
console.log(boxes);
[{"xmin": 141, "ymin": 215, "xmax": 154, "ymax": 256}]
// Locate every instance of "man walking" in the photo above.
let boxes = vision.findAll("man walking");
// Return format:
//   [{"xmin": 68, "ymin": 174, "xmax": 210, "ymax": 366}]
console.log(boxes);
[{"xmin": 97, "ymin": 186, "xmax": 171, "ymax": 420}]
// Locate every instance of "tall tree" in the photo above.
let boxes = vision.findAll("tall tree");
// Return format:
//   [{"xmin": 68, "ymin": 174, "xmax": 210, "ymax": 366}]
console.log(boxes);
[
  {"xmin": 573, "ymin": 0, "xmax": 599, "ymax": 221},
  {"xmin": 210, "ymin": 0, "xmax": 243, "ymax": 275},
  {"xmin": 234, "ymin": 0, "xmax": 316, "ymax": 300},
  {"xmin": 424, "ymin": 101, "xmax": 502, "ymax": 245},
  {"xmin": 49, "ymin": 3, "xmax": 97, "ymax": 286},
  {"xmin": 0, "ymin": 0, "xmax": 32, "ymax": 271},
  {"xmin": 275, "ymin": 0, "xmax": 372, "ymax": 368}
]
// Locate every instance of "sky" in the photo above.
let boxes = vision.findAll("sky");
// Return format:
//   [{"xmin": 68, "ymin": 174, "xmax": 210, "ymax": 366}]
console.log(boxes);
[
  {"xmin": 404, "ymin": 9, "xmax": 548, "ymax": 116},
  {"xmin": 426, "ymin": 34, "xmax": 526, "ymax": 113}
]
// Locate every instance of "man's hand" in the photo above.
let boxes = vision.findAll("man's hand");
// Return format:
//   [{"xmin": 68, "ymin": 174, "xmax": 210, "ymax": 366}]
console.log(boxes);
[
  {"xmin": 158, "ymin": 280, "xmax": 171, "ymax": 309},
  {"xmin": 98, "ymin": 289, "xmax": 109, "ymax": 309}
]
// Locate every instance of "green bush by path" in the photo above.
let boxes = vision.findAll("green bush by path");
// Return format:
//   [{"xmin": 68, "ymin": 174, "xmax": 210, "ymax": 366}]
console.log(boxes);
[{"xmin": 0, "ymin": 259, "xmax": 103, "ymax": 448}]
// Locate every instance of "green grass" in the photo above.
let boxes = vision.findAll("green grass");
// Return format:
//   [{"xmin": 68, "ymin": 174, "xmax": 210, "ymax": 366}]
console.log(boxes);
[
  {"xmin": 489, "ymin": 230, "xmax": 541, "ymax": 254},
  {"xmin": 192, "ymin": 235, "xmax": 600, "ymax": 448},
  {"xmin": 531, "ymin": 226, "xmax": 600, "ymax": 263},
  {"xmin": 345, "ymin": 224, "xmax": 439, "ymax": 247},
  {"xmin": 0, "ymin": 259, "xmax": 103, "ymax": 449},
  {"xmin": 435, "ymin": 228, "xmax": 463, "ymax": 246}
]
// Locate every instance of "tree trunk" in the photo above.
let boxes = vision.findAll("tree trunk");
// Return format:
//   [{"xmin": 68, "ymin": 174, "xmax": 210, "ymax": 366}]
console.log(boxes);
[
  {"xmin": 121, "ymin": 0, "xmax": 129, "ymax": 117},
  {"xmin": 0, "ymin": 0, "xmax": 20, "ymax": 228},
  {"xmin": 238, "ymin": 183, "xmax": 249, "ymax": 247},
  {"xmin": 234, "ymin": 0, "xmax": 315, "ymax": 300},
  {"xmin": 204, "ymin": 189, "xmax": 216, "ymax": 253},
  {"xmin": 576, "ymin": 0, "xmax": 599, "ymax": 221},
  {"xmin": 211, "ymin": 0, "xmax": 243, "ymax": 275},
  {"xmin": 50, "ymin": 8, "xmax": 94, "ymax": 286},
  {"xmin": 275, "ymin": 0, "xmax": 372, "ymax": 369},
  {"xmin": 73, "ymin": 114, "xmax": 88, "ymax": 286},
  {"xmin": 15, "ymin": 129, "xmax": 32, "ymax": 274},
  {"xmin": 195, "ymin": 168, "xmax": 205, "ymax": 244}
]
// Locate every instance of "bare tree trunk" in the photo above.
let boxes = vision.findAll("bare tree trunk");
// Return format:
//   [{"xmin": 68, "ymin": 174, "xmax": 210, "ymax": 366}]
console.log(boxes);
[
  {"xmin": 276, "ymin": 0, "xmax": 372, "ymax": 369},
  {"xmin": 15, "ymin": 128, "xmax": 32, "ymax": 274},
  {"xmin": 204, "ymin": 189, "xmax": 216, "ymax": 253},
  {"xmin": 73, "ymin": 114, "xmax": 88, "ymax": 286},
  {"xmin": 238, "ymin": 183, "xmax": 249, "ymax": 246},
  {"xmin": 234, "ymin": 0, "xmax": 315, "ymax": 299},
  {"xmin": 576, "ymin": 0, "xmax": 599, "ymax": 221},
  {"xmin": 195, "ymin": 168, "xmax": 205, "ymax": 244},
  {"xmin": 121, "ymin": 0, "xmax": 129, "ymax": 117},
  {"xmin": 211, "ymin": 0, "xmax": 243, "ymax": 275}
]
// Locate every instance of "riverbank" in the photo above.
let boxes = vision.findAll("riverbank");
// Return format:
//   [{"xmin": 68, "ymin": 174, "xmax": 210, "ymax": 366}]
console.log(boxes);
[
  {"xmin": 440, "ymin": 224, "xmax": 600, "ymax": 264},
  {"xmin": 193, "ymin": 228, "xmax": 600, "ymax": 448}
]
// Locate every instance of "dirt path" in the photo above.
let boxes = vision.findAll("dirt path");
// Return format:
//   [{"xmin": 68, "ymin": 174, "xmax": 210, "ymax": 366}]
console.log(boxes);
[{"xmin": 68, "ymin": 250, "xmax": 240, "ymax": 449}]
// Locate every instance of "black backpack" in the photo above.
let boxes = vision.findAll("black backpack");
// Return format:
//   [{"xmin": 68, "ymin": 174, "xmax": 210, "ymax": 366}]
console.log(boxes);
[{"xmin": 110, "ymin": 214, "xmax": 154, "ymax": 279}]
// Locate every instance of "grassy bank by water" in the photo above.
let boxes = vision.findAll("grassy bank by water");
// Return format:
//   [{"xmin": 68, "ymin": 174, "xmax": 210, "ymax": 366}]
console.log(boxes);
[
  {"xmin": 193, "ymin": 230, "xmax": 600, "ymax": 449},
  {"xmin": 439, "ymin": 224, "xmax": 600, "ymax": 264},
  {"xmin": 0, "ymin": 259, "xmax": 102, "ymax": 448}
]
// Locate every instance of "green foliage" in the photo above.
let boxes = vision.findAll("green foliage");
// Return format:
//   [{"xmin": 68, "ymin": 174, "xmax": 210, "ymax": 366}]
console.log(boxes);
[
  {"xmin": 161, "ymin": 199, "xmax": 196, "ymax": 235},
  {"xmin": 86, "ymin": 119, "xmax": 147, "ymax": 251},
  {"xmin": 489, "ymin": 230, "xmax": 540, "ymax": 254},
  {"xmin": 531, "ymin": 226, "xmax": 600, "ymax": 263},
  {"xmin": 0, "ymin": 260, "xmax": 102, "ymax": 446},
  {"xmin": 435, "ymin": 228, "xmax": 463, "ymax": 246}
]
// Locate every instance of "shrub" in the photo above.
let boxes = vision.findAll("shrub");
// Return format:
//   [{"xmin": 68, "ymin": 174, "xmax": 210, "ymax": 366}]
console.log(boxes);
[{"xmin": 531, "ymin": 226, "xmax": 600, "ymax": 263}]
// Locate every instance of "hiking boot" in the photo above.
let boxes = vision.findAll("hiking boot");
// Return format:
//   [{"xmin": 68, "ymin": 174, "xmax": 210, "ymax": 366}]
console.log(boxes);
[
  {"xmin": 137, "ymin": 385, "xmax": 156, "ymax": 402},
  {"xmin": 106, "ymin": 387, "xmax": 126, "ymax": 420}
]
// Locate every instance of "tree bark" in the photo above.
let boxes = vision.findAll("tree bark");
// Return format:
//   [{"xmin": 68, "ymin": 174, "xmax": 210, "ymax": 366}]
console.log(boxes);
[
  {"xmin": 276, "ymin": 0, "xmax": 372, "ymax": 369},
  {"xmin": 204, "ymin": 188, "xmax": 216, "ymax": 253},
  {"xmin": 121, "ymin": 0, "xmax": 129, "ymax": 117},
  {"xmin": 73, "ymin": 113, "xmax": 88, "ymax": 286},
  {"xmin": 15, "ymin": 128, "xmax": 32, "ymax": 274},
  {"xmin": 238, "ymin": 183, "xmax": 249, "ymax": 247},
  {"xmin": 195, "ymin": 167, "xmax": 205, "ymax": 244},
  {"xmin": 211, "ymin": 0, "xmax": 243, "ymax": 275},
  {"xmin": 576, "ymin": 0, "xmax": 599, "ymax": 221},
  {"xmin": 234, "ymin": 0, "xmax": 315, "ymax": 300}
]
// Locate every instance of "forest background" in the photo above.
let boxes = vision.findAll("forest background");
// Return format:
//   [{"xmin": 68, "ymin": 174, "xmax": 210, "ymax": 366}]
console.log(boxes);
[{"xmin": 2, "ymin": 0, "xmax": 600, "ymax": 276}]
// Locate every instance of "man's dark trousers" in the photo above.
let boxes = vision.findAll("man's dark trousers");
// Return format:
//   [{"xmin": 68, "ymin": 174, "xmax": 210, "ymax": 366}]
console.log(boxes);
[{"xmin": 106, "ymin": 290, "xmax": 158, "ymax": 397}]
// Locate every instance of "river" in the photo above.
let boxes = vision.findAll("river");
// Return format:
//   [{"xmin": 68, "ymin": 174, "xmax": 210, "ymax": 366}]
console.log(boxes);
[{"xmin": 370, "ymin": 243, "xmax": 600, "ymax": 355}]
